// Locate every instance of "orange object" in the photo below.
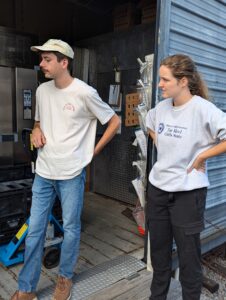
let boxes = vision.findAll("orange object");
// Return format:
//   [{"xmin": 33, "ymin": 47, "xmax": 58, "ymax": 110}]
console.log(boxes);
[{"xmin": 138, "ymin": 226, "xmax": 145, "ymax": 236}]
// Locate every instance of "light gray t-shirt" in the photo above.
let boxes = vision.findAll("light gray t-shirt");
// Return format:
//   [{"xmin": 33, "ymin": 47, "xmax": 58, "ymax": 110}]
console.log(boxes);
[
  {"xmin": 146, "ymin": 96, "xmax": 226, "ymax": 192},
  {"xmin": 35, "ymin": 78, "xmax": 115, "ymax": 180}
]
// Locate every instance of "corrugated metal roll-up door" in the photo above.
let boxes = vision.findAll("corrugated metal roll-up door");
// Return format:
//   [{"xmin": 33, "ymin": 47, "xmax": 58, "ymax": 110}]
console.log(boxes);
[{"xmin": 155, "ymin": 0, "xmax": 226, "ymax": 251}]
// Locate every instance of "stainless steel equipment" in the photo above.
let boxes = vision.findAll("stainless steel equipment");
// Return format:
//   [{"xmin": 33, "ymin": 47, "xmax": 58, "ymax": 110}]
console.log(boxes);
[
  {"xmin": 14, "ymin": 68, "xmax": 37, "ymax": 164},
  {"xmin": 0, "ymin": 66, "xmax": 14, "ymax": 166},
  {"xmin": 0, "ymin": 66, "xmax": 37, "ymax": 179}
]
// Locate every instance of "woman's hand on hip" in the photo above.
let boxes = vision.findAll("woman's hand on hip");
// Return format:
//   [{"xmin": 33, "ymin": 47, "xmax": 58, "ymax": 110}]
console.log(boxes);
[{"xmin": 187, "ymin": 155, "xmax": 206, "ymax": 173}]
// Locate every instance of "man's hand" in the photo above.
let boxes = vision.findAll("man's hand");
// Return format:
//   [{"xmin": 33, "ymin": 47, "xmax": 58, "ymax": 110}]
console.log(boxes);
[{"xmin": 31, "ymin": 127, "xmax": 46, "ymax": 148}]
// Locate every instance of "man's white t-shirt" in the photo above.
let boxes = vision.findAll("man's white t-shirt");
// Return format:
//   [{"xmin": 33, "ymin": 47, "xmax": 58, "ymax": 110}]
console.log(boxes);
[
  {"xmin": 35, "ymin": 78, "xmax": 115, "ymax": 180},
  {"xmin": 146, "ymin": 96, "xmax": 226, "ymax": 192}
]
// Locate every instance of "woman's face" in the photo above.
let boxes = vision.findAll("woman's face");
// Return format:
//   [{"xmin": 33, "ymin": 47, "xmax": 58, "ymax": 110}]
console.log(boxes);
[{"xmin": 158, "ymin": 65, "xmax": 184, "ymax": 99}]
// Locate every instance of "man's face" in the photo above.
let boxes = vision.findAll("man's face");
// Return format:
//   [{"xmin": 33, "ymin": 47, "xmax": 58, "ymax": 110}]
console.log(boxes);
[{"xmin": 39, "ymin": 52, "xmax": 64, "ymax": 79}]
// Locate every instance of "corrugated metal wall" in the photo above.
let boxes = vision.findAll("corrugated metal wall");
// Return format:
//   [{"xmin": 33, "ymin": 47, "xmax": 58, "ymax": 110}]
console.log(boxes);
[
  {"xmin": 157, "ymin": 0, "xmax": 226, "ymax": 208},
  {"xmin": 156, "ymin": 0, "xmax": 226, "ymax": 251}
]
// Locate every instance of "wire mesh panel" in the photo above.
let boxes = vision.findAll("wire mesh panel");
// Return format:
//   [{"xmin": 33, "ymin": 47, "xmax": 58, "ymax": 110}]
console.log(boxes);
[{"xmin": 93, "ymin": 135, "xmax": 138, "ymax": 205}]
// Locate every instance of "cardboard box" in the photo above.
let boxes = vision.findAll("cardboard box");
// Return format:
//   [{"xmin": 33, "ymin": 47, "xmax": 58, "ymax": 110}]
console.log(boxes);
[
  {"xmin": 139, "ymin": 0, "xmax": 156, "ymax": 24},
  {"xmin": 113, "ymin": 2, "xmax": 136, "ymax": 31}
]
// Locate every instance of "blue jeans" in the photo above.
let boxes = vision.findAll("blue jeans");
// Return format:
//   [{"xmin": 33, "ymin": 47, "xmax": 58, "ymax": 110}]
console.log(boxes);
[{"xmin": 18, "ymin": 169, "xmax": 86, "ymax": 292}]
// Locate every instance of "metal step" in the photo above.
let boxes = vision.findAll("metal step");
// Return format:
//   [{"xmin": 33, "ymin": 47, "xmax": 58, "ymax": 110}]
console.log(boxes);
[{"xmin": 38, "ymin": 255, "xmax": 146, "ymax": 299}]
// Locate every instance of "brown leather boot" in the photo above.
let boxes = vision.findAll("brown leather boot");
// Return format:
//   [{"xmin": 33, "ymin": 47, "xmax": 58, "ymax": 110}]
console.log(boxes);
[
  {"xmin": 52, "ymin": 276, "xmax": 72, "ymax": 300},
  {"xmin": 11, "ymin": 291, "xmax": 37, "ymax": 300}
]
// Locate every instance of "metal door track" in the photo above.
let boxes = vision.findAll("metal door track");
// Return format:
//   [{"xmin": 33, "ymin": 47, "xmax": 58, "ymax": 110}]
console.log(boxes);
[{"xmin": 38, "ymin": 255, "xmax": 146, "ymax": 299}]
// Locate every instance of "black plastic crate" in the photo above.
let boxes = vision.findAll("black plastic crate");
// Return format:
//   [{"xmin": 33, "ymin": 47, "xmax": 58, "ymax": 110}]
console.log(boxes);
[
  {"xmin": 0, "ymin": 189, "xmax": 27, "ymax": 219},
  {"xmin": 0, "ymin": 189, "xmax": 27, "ymax": 245},
  {"xmin": 0, "ymin": 165, "xmax": 32, "ymax": 182},
  {"xmin": 0, "ymin": 213, "xmax": 26, "ymax": 244}
]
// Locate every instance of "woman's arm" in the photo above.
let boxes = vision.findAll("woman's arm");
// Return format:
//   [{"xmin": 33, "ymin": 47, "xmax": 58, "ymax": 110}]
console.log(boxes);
[
  {"xmin": 148, "ymin": 129, "xmax": 156, "ymax": 145},
  {"xmin": 187, "ymin": 140, "xmax": 226, "ymax": 173}
]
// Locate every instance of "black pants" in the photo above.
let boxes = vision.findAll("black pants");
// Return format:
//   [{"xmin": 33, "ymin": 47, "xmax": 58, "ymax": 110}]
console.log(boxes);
[{"xmin": 147, "ymin": 184, "xmax": 207, "ymax": 300}]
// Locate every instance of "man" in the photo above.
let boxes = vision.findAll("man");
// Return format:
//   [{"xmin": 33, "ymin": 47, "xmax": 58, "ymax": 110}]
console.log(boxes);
[{"xmin": 11, "ymin": 39, "xmax": 120, "ymax": 300}]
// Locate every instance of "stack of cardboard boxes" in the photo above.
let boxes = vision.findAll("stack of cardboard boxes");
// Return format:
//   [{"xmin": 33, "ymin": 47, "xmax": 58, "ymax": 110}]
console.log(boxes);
[
  {"xmin": 113, "ymin": 2, "xmax": 136, "ymax": 31},
  {"xmin": 112, "ymin": 1, "xmax": 156, "ymax": 32},
  {"xmin": 140, "ymin": 0, "xmax": 156, "ymax": 24}
]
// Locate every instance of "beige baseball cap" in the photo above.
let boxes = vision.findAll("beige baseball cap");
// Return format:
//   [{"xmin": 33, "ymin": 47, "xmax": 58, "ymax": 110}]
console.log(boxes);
[{"xmin": 31, "ymin": 39, "xmax": 74, "ymax": 59}]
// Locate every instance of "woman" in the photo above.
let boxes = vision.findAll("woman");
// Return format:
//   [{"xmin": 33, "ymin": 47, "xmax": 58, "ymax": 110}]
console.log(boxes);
[{"xmin": 146, "ymin": 54, "xmax": 226, "ymax": 300}]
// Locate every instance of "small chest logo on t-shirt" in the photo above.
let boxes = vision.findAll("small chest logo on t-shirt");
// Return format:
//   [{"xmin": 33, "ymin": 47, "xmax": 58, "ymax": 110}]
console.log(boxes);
[
  {"xmin": 63, "ymin": 103, "xmax": 75, "ymax": 111},
  {"xmin": 158, "ymin": 123, "xmax": 164, "ymax": 134}
]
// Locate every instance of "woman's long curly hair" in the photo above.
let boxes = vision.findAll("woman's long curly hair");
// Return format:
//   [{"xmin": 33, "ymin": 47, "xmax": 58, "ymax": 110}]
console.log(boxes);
[{"xmin": 160, "ymin": 54, "xmax": 209, "ymax": 100}]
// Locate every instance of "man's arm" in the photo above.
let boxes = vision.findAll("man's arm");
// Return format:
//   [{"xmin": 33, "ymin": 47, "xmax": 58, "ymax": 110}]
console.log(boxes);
[
  {"xmin": 94, "ymin": 114, "xmax": 120, "ymax": 156},
  {"xmin": 31, "ymin": 121, "xmax": 46, "ymax": 148}
]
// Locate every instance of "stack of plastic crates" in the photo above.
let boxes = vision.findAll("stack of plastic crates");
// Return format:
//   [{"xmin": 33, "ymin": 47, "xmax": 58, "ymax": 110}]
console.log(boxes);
[{"xmin": 0, "ymin": 179, "xmax": 32, "ymax": 245}]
